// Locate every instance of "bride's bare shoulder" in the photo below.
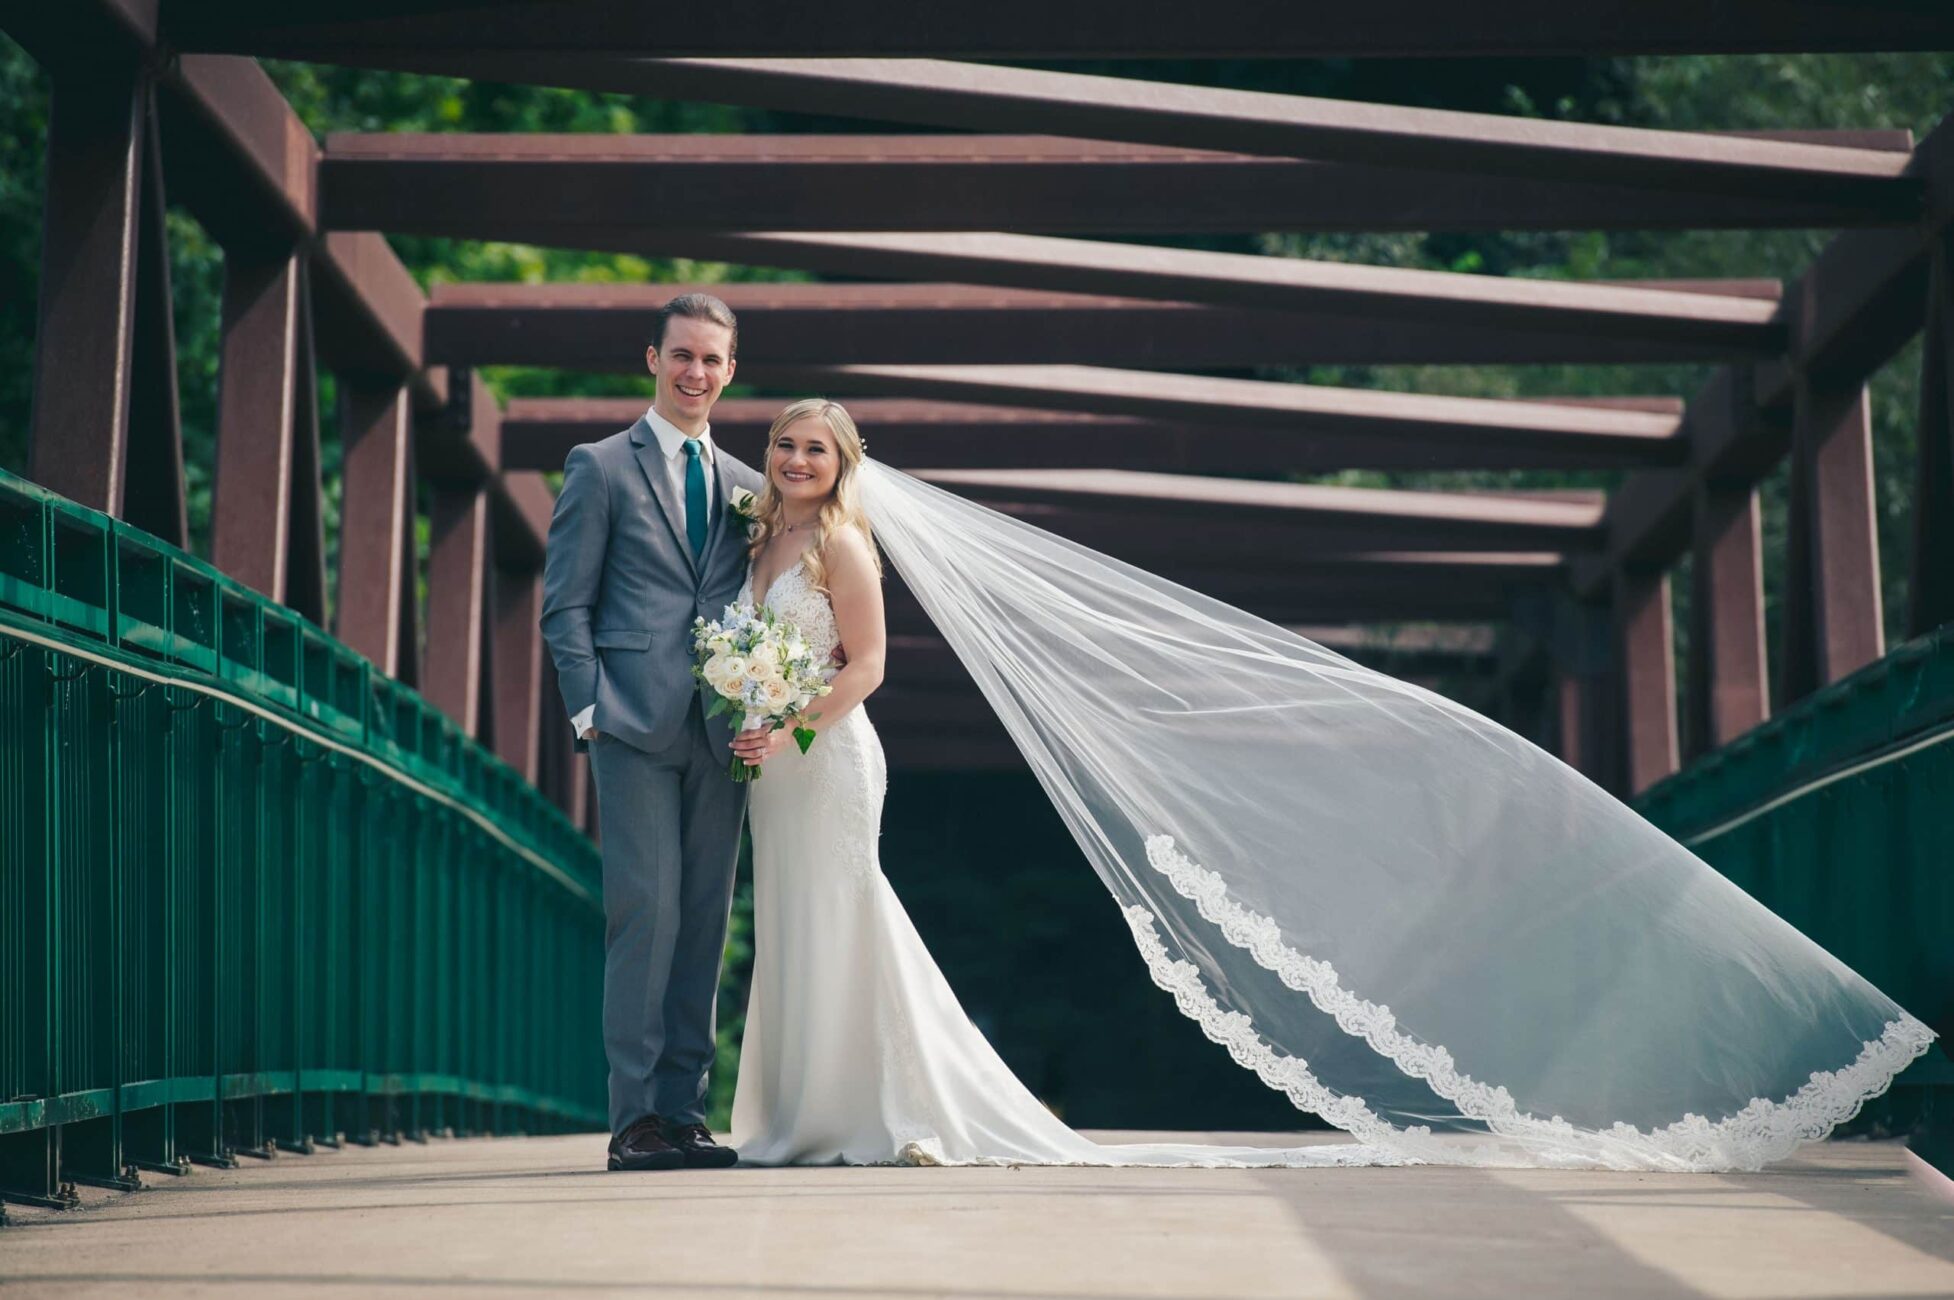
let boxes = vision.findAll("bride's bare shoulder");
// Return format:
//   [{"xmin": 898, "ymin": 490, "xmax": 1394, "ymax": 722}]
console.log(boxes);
[{"xmin": 821, "ymin": 524, "xmax": 878, "ymax": 583}]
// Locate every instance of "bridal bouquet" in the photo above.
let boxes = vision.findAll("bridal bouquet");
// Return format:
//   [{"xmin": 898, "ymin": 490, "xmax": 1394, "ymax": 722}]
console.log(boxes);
[{"xmin": 690, "ymin": 602, "xmax": 833, "ymax": 782}]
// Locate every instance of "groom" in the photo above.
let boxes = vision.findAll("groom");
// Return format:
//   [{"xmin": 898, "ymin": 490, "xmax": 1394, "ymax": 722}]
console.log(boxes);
[{"xmin": 540, "ymin": 293, "xmax": 768, "ymax": 1171}]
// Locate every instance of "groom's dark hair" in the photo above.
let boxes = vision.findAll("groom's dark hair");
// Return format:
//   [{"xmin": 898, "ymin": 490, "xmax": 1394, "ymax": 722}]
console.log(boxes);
[{"xmin": 652, "ymin": 292, "xmax": 739, "ymax": 357}]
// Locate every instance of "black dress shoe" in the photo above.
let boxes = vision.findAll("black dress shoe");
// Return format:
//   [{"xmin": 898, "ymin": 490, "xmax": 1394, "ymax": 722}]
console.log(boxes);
[
  {"xmin": 608, "ymin": 1116, "xmax": 684, "ymax": 1171},
  {"xmin": 662, "ymin": 1120, "xmax": 738, "ymax": 1169}
]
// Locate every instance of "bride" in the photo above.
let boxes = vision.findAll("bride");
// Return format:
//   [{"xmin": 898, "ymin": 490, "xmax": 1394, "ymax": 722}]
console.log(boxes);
[{"xmin": 723, "ymin": 397, "xmax": 1934, "ymax": 1172}]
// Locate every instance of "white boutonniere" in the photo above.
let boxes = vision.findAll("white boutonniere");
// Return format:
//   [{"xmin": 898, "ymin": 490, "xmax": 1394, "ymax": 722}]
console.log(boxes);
[{"xmin": 728, "ymin": 488, "xmax": 759, "ymax": 534}]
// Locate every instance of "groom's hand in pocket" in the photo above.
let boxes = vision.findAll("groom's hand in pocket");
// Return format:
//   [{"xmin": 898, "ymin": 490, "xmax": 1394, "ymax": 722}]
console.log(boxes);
[{"xmin": 731, "ymin": 724, "xmax": 792, "ymax": 766}]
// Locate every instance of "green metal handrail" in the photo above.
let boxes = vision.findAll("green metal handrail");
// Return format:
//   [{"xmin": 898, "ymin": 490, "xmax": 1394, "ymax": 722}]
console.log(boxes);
[
  {"xmin": 0, "ymin": 470, "xmax": 605, "ymax": 1209},
  {"xmin": 1636, "ymin": 624, "xmax": 1954, "ymax": 1132}
]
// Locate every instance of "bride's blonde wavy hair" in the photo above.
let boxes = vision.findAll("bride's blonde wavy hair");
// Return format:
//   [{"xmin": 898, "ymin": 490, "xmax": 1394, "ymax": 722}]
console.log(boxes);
[{"xmin": 747, "ymin": 397, "xmax": 881, "ymax": 594}]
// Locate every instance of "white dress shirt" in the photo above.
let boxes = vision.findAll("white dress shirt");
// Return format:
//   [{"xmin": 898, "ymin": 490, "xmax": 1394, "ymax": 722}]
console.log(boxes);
[{"xmin": 573, "ymin": 405, "xmax": 715, "ymax": 739}]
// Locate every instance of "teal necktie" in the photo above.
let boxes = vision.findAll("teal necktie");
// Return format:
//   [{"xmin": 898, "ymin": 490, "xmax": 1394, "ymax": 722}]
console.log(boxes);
[{"xmin": 682, "ymin": 438, "xmax": 709, "ymax": 557}]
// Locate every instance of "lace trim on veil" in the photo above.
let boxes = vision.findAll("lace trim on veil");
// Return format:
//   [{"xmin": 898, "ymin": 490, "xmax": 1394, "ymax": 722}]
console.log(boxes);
[{"xmin": 1132, "ymin": 835, "xmax": 1936, "ymax": 1172}]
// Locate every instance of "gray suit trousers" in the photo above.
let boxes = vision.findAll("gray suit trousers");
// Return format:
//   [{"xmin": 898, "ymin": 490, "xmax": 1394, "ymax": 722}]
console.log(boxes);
[{"xmin": 589, "ymin": 698, "xmax": 748, "ymax": 1131}]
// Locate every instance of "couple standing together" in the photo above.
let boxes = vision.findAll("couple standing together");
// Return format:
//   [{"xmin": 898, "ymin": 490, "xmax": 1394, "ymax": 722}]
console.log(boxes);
[
  {"xmin": 540, "ymin": 293, "xmax": 1231, "ymax": 1172},
  {"xmin": 541, "ymin": 292, "xmax": 1932, "ymax": 1176}
]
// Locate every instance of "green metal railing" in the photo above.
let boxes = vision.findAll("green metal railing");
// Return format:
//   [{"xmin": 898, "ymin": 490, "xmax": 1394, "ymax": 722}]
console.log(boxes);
[
  {"xmin": 0, "ymin": 470, "xmax": 605, "ymax": 1209},
  {"xmin": 1636, "ymin": 623, "xmax": 1954, "ymax": 1132}
]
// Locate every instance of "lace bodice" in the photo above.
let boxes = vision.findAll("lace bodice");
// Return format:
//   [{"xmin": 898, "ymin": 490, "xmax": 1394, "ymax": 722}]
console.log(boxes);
[{"xmin": 741, "ymin": 556, "xmax": 842, "ymax": 667}]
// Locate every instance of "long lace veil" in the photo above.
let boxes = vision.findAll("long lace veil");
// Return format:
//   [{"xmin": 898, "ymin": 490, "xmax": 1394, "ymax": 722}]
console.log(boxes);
[{"xmin": 857, "ymin": 458, "xmax": 1934, "ymax": 1171}]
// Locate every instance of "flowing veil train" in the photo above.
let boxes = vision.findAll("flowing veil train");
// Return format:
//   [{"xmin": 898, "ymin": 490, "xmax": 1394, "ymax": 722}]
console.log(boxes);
[{"xmin": 856, "ymin": 458, "xmax": 1934, "ymax": 1172}]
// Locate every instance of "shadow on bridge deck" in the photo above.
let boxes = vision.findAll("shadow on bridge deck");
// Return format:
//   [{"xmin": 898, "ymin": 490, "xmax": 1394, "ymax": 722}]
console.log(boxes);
[{"xmin": 1, "ymin": 1131, "xmax": 1950, "ymax": 1299}]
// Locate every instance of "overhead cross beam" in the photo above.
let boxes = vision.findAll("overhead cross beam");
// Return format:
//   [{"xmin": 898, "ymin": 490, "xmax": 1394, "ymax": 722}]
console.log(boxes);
[
  {"xmin": 320, "ymin": 132, "xmax": 1918, "ymax": 236},
  {"xmin": 748, "ymin": 364, "xmax": 1685, "ymax": 467},
  {"xmin": 163, "ymin": 3, "xmax": 1954, "ymax": 61},
  {"xmin": 426, "ymin": 278, "xmax": 1786, "ymax": 370},
  {"xmin": 501, "ymin": 395, "xmax": 1686, "ymax": 475},
  {"xmin": 426, "ymin": 231, "xmax": 1786, "ymax": 361},
  {"xmin": 921, "ymin": 467, "xmax": 1606, "ymax": 552}
]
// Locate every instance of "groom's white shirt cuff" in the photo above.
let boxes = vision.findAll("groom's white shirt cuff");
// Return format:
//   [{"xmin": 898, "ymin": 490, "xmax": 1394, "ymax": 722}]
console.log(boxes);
[{"xmin": 572, "ymin": 704, "xmax": 595, "ymax": 738}]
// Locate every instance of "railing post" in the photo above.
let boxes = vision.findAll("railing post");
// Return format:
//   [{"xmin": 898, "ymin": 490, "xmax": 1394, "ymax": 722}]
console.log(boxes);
[
  {"xmin": 336, "ymin": 381, "xmax": 421, "ymax": 685},
  {"xmin": 1912, "ymin": 231, "xmax": 1954, "ymax": 637},
  {"xmin": 1688, "ymin": 483, "xmax": 1769, "ymax": 756},
  {"xmin": 1615, "ymin": 567, "xmax": 1679, "ymax": 794}
]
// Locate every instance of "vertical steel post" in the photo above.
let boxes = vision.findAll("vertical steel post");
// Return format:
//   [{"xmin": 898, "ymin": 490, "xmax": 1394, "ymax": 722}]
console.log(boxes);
[
  {"xmin": 1688, "ymin": 484, "xmax": 1769, "ymax": 756},
  {"xmin": 1912, "ymin": 234, "xmax": 1954, "ymax": 638},
  {"xmin": 1616, "ymin": 568, "xmax": 1680, "ymax": 795},
  {"xmin": 424, "ymin": 487, "xmax": 491, "ymax": 737},
  {"xmin": 492, "ymin": 565, "xmax": 543, "ymax": 783},
  {"xmin": 27, "ymin": 67, "xmax": 144, "ymax": 516},
  {"xmin": 336, "ymin": 382, "xmax": 422, "ymax": 684},
  {"xmin": 1782, "ymin": 373, "xmax": 1884, "ymax": 702}
]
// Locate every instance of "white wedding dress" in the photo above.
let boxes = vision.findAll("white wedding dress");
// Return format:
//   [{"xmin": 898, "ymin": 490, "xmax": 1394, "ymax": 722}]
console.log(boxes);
[
  {"xmin": 727, "ymin": 557, "xmax": 1387, "ymax": 1168},
  {"xmin": 723, "ymin": 463, "xmax": 1932, "ymax": 1173}
]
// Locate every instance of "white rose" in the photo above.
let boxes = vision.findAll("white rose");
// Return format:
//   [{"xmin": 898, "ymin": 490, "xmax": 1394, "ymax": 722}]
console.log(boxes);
[
  {"xmin": 760, "ymin": 677, "xmax": 792, "ymax": 710},
  {"xmin": 717, "ymin": 655, "xmax": 748, "ymax": 683},
  {"xmin": 749, "ymin": 641, "xmax": 780, "ymax": 669}
]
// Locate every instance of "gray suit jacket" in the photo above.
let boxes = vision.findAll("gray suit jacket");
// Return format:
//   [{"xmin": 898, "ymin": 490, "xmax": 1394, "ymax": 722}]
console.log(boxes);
[{"xmin": 540, "ymin": 417, "xmax": 765, "ymax": 757}]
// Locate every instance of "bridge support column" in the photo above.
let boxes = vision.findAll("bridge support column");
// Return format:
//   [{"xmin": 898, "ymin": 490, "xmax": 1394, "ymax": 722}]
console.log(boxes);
[
  {"xmin": 1615, "ymin": 568, "xmax": 1679, "ymax": 794},
  {"xmin": 28, "ymin": 65, "xmax": 185, "ymax": 543},
  {"xmin": 425, "ymin": 485, "xmax": 492, "ymax": 739},
  {"xmin": 1687, "ymin": 484, "xmax": 1769, "ymax": 757},
  {"xmin": 1781, "ymin": 376, "xmax": 1883, "ymax": 702},
  {"xmin": 211, "ymin": 250, "xmax": 328, "ymax": 625},
  {"xmin": 492, "ymin": 565, "xmax": 543, "ymax": 783},
  {"xmin": 1912, "ymin": 232, "xmax": 1954, "ymax": 638},
  {"xmin": 336, "ymin": 381, "xmax": 422, "ymax": 684}
]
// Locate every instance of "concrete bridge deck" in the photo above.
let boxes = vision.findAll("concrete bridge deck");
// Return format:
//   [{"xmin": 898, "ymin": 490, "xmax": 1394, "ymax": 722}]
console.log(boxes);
[{"xmin": 3, "ymin": 1132, "xmax": 1951, "ymax": 1299}]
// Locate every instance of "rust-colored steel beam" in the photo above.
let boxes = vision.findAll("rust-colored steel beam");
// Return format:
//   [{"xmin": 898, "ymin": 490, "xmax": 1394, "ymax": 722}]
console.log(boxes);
[
  {"xmin": 492, "ymin": 563, "xmax": 543, "ymax": 783},
  {"xmin": 1570, "ymin": 365, "xmax": 1793, "ymax": 600},
  {"xmin": 1687, "ymin": 484, "xmax": 1769, "ymax": 758},
  {"xmin": 165, "ymin": 6, "xmax": 1954, "ymax": 71},
  {"xmin": 760, "ymin": 365, "xmax": 1683, "ymax": 467},
  {"xmin": 27, "ymin": 68, "xmax": 146, "ymax": 513},
  {"xmin": 1914, "ymin": 234, "xmax": 1954, "ymax": 639},
  {"xmin": 286, "ymin": 264, "xmax": 329, "ymax": 626},
  {"xmin": 490, "ymin": 471, "xmax": 554, "ymax": 573},
  {"xmin": 1780, "ymin": 381, "xmax": 1884, "ymax": 702},
  {"xmin": 125, "ymin": 95, "xmax": 189, "ymax": 548},
  {"xmin": 424, "ymin": 485, "xmax": 492, "ymax": 738},
  {"xmin": 151, "ymin": 54, "xmax": 445, "ymax": 408},
  {"xmin": 426, "ymin": 278, "xmax": 1784, "ymax": 371},
  {"xmin": 210, "ymin": 248, "xmax": 319, "ymax": 610},
  {"xmin": 1615, "ymin": 569, "xmax": 1678, "ymax": 794},
  {"xmin": 334, "ymin": 380, "xmax": 420, "ymax": 684},
  {"xmin": 503, "ymin": 395, "xmax": 1685, "ymax": 476},
  {"xmin": 536, "ymin": 233, "xmax": 1783, "ymax": 357},
  {"xmin": 320, "ymin": 131, "xmax": 1914, "ymax": 236},
  {"xmin": 419, "ymin": 368, "xmax": 502, "ymax": 484},
  {"xmin": 922, "ymin": 467, "xmax": 1605, "ymax": 552}
]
